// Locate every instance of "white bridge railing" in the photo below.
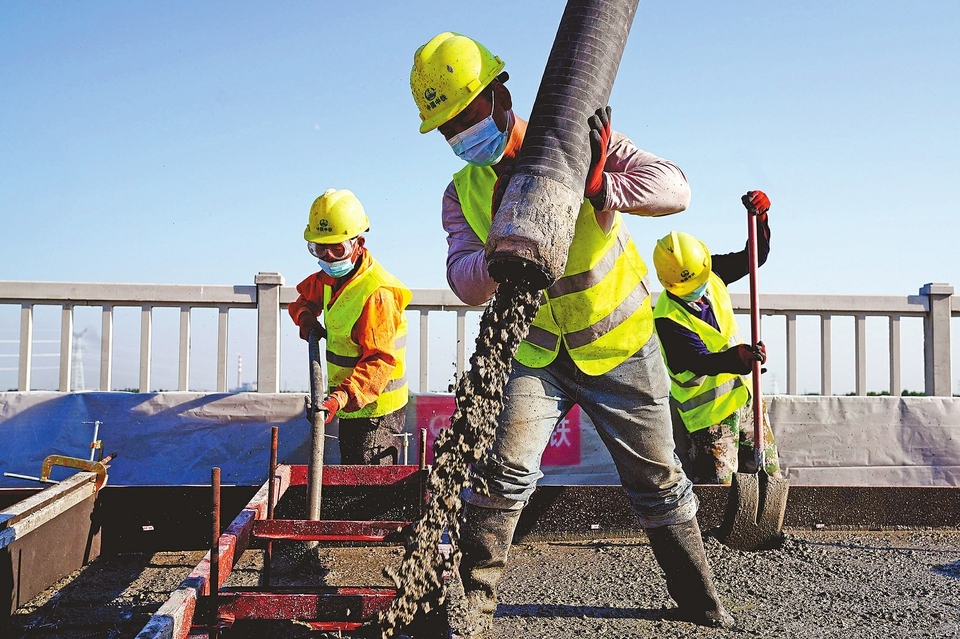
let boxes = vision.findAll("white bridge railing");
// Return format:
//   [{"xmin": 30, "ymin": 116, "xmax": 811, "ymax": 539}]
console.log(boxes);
[{"xmin": 0, "ymin": 275, "xmax": 955, "ymax": 396}]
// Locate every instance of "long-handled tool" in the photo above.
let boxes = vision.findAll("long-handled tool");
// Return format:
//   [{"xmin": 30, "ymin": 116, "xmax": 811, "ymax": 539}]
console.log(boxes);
[
  {"xmin": 717, "ymin": 196, "xmax": 789, "ymax": 551},
  {"xmin": 306, "ymin": 328, "xmax": 327, "ymax": 526}
]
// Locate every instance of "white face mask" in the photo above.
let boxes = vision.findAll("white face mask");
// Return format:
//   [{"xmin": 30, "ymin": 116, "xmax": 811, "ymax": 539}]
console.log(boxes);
[{"xmin": 317, "ymin": 256, "xmax": 355, "ymax": 278}]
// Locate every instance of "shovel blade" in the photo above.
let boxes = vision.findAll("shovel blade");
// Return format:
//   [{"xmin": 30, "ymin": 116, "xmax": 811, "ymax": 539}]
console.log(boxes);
[{"xmin": 717, "ymin": 470, "xmax": 789, "ymax": 551}]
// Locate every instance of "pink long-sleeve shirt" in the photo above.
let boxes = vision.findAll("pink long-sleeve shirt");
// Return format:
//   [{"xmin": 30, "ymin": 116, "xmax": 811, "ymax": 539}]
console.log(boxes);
[{"xmin": 442, "ymin": 116, "xmax": 692, "ymax": 306}]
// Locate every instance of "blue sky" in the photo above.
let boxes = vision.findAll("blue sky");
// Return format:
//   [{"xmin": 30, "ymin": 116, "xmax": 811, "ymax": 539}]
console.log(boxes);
[{"xmin": 2, "ymin": 1, "xmax": 959, "ymax": 393}]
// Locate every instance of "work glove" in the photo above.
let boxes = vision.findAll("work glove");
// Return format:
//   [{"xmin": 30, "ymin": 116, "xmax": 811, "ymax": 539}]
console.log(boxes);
[
  {"xmin": 320, "ymin": 395, "xmax": 340, "ymax": 424},
  {"xmin": 736, "ymin": 341, "xmax": 767, "ymax": 370},
  {"xmin": 296, "ymin": 311, "xmax": 325, "ymax": 342},
  {"xmin": 741, "ymin": 190, "xmax": 770, "ymax": 221},
  {"xmin": 585, "ymin": 106, "xmax": 612, "ymax": 201}
]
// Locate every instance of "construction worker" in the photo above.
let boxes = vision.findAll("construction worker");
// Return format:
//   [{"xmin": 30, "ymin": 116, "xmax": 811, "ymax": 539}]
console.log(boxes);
[
  {"xmin": 288, "ymin": 188, "xmax": 411, "ymax": 465},
  {"xmin": 410, "ymin": 32, "xmax": 733, "ymax": 635},
  {"xmin": 652, "ymin": 191, "xmax": 782, "ymax": 484}
]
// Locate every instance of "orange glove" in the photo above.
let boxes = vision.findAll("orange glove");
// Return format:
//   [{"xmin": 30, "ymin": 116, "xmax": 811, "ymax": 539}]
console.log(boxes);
[
  {"xmin": 296, "ymin": 311, "xmax": 324, "ymax": 342},
  {"xmin": 320, "ymin": 396, "xmax": 340, "ymax": 424},
  {"xmin": 585, "ymin": 106, "xmax": 612, "ymax": 199}
]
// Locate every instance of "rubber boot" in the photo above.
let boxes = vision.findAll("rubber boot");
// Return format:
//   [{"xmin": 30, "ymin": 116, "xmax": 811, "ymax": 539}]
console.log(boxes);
[
  {"xmin": 449, "ymin": 503, "xmax": 522, "ymax": 639},
  {"xmin": 645, "ymin": 517, "xmax": 735, "ymax": 629}
]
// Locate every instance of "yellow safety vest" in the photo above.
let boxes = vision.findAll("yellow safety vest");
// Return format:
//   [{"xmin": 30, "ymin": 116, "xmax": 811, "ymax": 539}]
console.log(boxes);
[
  {"xmin": 652, "ymin": 272, "xmax": 750, "ymax": 432},
  {"xmin": 323, "ymin": 258, "xmax": 411, "ymax": 419},
  {"xmin": 453, "ymin": 163, "xmax": 653, "ymax": 376}
]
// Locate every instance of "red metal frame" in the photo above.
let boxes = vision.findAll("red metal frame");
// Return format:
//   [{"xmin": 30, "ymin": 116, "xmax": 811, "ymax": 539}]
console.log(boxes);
[
  {"xmin": 252, "ymin": 519, "xmax": 410, "ymax": 543},
  {"xmin": 139, "ymin": 462, "xmax": 416, "ymax": 638},
  {"xmin": 138, "ymin": 429, "xmax": 432, "ymax": 638},
  {"xmin": 288, "ymin": 463, "xmax": 423, "ymax": 487},
  {"xmin": 214, "ymin": 586, "xmax": 396, "ymax": 621}
]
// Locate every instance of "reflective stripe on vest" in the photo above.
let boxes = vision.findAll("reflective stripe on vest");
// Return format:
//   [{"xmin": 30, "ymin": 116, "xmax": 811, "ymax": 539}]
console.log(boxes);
[
  {"xmin": 453, "ymin": 163, "xmax": 654, "ymax": 376},
  {"xmin": 323, "ymin": 257, "xmax": 411, "ymax": 419},
  {"xmin": 652, "ymin": 272, "xmax": 750, "ymax": 432}
]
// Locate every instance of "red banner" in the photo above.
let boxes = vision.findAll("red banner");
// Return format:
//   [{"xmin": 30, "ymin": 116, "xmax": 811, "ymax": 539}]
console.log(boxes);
[{"xmin": 415, "ymin": 395, "xmax": 581, "ymax": 467}]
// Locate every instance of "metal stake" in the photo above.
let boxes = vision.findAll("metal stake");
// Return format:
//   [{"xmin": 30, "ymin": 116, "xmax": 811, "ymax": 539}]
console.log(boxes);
[
  {"xmin": 265, "ymin": 426, "xmax": 278, "ymax": 585},
  {"xmin": 210, "ymin": 466, "xmax": 221, "ymax": 638}
]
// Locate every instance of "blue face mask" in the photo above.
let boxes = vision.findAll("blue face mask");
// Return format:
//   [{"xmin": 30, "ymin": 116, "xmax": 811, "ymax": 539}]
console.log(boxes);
[
  {"xmin": 679, "ymin": 282, "xmax": 708, "ymax": 302},
  {"xmin": 447, "ymin": 94, "xmax": 509, "ymax": 166},
  {"xmin": 317, "ymin": 257, "xmax": 355, "ymax": 279}
]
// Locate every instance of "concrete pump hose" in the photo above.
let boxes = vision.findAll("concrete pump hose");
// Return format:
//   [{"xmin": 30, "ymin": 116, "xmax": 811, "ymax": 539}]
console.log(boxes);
[{"xmin": 486, "ymin": 0, "xmax": 640, "ymax": 291}]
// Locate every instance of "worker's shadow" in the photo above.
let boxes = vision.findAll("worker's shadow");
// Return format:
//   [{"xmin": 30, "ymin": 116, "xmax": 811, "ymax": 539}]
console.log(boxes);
[
  {"xmin": 495, "ymin": 603, "xmax": 667, "ymax": 622},
  {"xmin": 934, "ymin": 561, "xmax": 960, "ymax": 580}
]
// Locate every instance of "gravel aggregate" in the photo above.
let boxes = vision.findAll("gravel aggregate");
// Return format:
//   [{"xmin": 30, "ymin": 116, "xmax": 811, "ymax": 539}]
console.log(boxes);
[{"xmin": 5, "ymin": 529, "xmax": 959, "ymax": 638}]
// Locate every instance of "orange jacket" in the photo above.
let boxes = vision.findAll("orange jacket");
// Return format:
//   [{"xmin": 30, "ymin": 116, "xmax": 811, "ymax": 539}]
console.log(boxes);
[{"xmin": 288, "ymin": 250, "xmax": 405, "ymax": 414}]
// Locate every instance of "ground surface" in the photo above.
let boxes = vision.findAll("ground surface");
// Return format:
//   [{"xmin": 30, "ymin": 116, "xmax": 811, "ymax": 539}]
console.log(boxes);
[{"xmin": 4, "ymin": 530, "xmax": 960, "ymax": 638}]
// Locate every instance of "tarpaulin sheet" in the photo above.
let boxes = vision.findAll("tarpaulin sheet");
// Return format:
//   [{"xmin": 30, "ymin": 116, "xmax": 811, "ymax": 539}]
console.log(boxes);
[
  {"xmin": 769, "ymin": 395, "xmax": 960, "ymax": 486},
  {"xmin": 1, "ymin": 392, "xmax": 958, "ymax": 487}
]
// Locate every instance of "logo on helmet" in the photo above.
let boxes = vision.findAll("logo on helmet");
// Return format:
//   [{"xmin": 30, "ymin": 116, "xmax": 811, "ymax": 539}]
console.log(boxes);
[
  {"xmin": 319, "ymin": 219, "xmax": 329, "ymax": 229},
  {"xmin": 679, "ymin": 269, "xmax": 693, "ymax": 282},
  {"xmin": 424, "ymin": 88, "xmax": 436, "ymax": 101}
]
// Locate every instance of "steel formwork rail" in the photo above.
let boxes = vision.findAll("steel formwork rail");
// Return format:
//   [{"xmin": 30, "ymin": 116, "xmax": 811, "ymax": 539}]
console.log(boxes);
[
  {"xmin": 134, "ymin": 464, "xmax": 292, "ymax": 639},
  {"xmin": 135, "ymin": 463, "xmax": 428, "ymax": 639}
]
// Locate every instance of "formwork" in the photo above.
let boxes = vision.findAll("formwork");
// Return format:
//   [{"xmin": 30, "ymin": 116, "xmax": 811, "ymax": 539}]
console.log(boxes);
[
  {"xmin": 1, "ymin": 470, "xmax": 105, "ymax": 616},
  {"xmin": 135, "ymin": 423, "xmax": 433, "ymax": 639},
  {"xmin": 130, "ymin": 463, "xmax": 960, "ymax": 638}
]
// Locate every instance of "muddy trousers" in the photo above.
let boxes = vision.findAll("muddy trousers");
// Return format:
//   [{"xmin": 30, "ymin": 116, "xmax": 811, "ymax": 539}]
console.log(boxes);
[
  {"xmin": 645, "ymin": 518, "xmax": 735, "ymax": 628},
  {"xmin": 451, "ymin": 503, "xmax": 522, "ymax": 639},
  {"xmin": 337, "ymin": 406, "xmax": 405, "ymax": 465},
  {"xmin": 454, "ymin": 504, "xmax": 733, "ymax": 634}
]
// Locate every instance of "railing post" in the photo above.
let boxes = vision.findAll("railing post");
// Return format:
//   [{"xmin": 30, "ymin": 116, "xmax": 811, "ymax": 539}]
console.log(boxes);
[
  {"xmin": 888, "ymin": 315, "xmax": 901, "ymax": 397},
  {"xmin": 216, "ymin": 306, "xmax": 229, "ymax": 393},
  {"xmin": 140, "ymin": 306, "xmax": 153, "ymax": 393},
  {"xmin": 18, "ymin": 304, "xmax": 33, "ymax": 392},
  {"xmin": 419, "ymin": 311, "xmax": 430, "ymax": 393},
  {"xmin": 785, "ymin": 313, "xmax": 797, "ymax": 395},
  {"xmin": 59, "ymin": 305, "xmax": 73, "ymax": 392},
  {"xmin": 100, "ymin": 304, "xmax": 114, "ymax": 392},
  {"xmin": 855, "ymin": 314, "xmax": 867, "ymax": 396},
  {"xmin": 820, "ymin": 315, "xmax": 832, "ymax": 396},
  {"xmin": 920, "ymin": 282, "xmax": 953, "ymax": 396},
  {"xmin": 178, "ymin": 306, "xmax": 191, "ymax": 391},
  {"xmin": 255, "ymin": 272, "xmax": 284, "ymax": 393}
]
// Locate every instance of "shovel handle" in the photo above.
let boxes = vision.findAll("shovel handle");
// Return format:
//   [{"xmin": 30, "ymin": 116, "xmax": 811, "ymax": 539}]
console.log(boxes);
[
  {"xmin": 746, "ymin": 206, "xmax": 764, "ymax": 468},
  {"xmin": 307, "ymin": 329, "xmax": 326, "ymax": 522}
]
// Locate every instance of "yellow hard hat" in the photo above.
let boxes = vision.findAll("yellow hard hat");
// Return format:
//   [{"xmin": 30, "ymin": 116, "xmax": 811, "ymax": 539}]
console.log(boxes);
[
  {"xmin": 304, "ymin": 189, "xmax": 370, "ymax": 244},
  {"xmin": 411, "ymin": 32, "xmax": 505, "ymax": 134},
  {"xmin": 653, "ymin": 231, "xmax": 712, "ymax": 297}
]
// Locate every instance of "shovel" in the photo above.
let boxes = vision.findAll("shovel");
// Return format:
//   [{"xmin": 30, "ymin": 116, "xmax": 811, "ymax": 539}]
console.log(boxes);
[{"xmin": 716, "ymin": 195, "xmax": 789, "ymax": 551}]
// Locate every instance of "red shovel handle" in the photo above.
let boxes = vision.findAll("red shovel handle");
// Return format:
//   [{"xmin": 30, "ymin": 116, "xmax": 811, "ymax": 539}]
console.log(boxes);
[{"xmin": 746, "ymin": 203, "xmax": 763, "ymax": 464}]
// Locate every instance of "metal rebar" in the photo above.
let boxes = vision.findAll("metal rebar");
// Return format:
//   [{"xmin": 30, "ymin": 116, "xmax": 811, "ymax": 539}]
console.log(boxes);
[
  {"xmin": 265, "ymin": 426, "xmax": 278, "ymax": 585},
  {"xmin": 419, "ymin": 427, "xmax": 428, "ymax": 471},
  {"xmin": 210, "ymin": 466, "xmax": 221, "ymax": 635}
]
